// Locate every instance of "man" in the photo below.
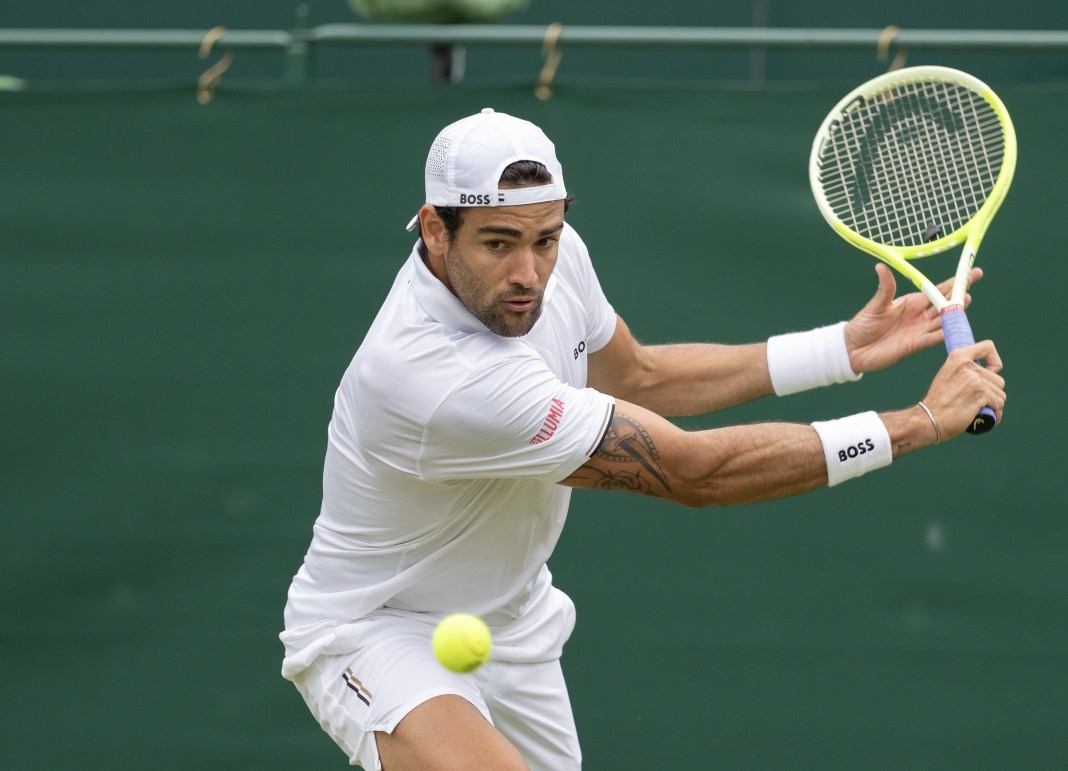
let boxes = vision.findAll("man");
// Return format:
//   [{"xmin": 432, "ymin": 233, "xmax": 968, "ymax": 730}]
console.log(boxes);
[{"xmin": 280, "ymin": 108, "xmax": 1005, "ymax": 770}]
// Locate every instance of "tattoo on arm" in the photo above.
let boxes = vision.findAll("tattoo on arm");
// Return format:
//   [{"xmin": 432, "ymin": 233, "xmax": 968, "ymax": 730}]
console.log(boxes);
[{"xmin": 582, "ymin": 413, "xmax": 672, "ymax": 497}]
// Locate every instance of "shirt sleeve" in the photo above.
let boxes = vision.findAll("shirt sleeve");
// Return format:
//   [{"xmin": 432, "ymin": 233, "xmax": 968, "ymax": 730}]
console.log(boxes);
[
  {"xmin": 559, "ymin": 225, "xmax": 617, "ymax": 353},
  {"xmin": 418, "ymin": 355, "xmax": 614, "ymax": 484}
]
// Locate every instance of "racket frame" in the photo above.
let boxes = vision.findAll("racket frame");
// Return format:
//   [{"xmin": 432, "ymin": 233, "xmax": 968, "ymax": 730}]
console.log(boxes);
[
  {"xmin": 808, "ymin": 65, "xmax": 1017, "ymax": 434},
  {"xmin": 809, "ymin": 65, "xmax": 1017, "ymax": 313}
]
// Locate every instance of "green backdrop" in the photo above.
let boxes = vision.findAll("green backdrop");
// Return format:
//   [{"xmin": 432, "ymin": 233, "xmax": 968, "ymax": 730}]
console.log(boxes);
[
  {"xmin": 3, "ymin": 75, "xmax": 1066, "ymax": 769},
  {"xmin": 3, "ymin": 0, "xmax": 1068, "ymax": 85}
]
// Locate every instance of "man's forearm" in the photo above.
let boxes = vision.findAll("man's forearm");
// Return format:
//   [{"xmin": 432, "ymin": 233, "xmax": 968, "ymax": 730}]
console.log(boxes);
[{"xmin": 618, "ymin": 342, "xmax": 774, "ymax": 417}]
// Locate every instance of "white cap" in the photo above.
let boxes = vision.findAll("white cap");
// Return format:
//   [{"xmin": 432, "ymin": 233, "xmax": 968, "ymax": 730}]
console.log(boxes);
[{"xmin": 405, "ymin": 107, "xmax": 567, "ymax": 231}]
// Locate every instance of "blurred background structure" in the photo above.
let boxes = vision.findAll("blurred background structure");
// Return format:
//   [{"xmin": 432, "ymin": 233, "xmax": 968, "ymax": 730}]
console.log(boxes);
[
  {"xmin": 4, "ymin": 0, "xmax": 1068, "ymax": 87},
  {"xmin": 3, "ymin": 1, "xmax": 1067, "ymax": 769}
]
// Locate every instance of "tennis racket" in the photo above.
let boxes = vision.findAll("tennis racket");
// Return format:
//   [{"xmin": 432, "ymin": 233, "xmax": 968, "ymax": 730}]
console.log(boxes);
[{"xmin": 810, "ymin": 65, "xmax": 1016, "ymax": 434}]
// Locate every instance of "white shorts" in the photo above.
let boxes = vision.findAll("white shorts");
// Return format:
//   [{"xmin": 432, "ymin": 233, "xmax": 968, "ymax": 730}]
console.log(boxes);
[{"xmin": 290, "ymin": 613, "xmax": 582, "ymax": 770}]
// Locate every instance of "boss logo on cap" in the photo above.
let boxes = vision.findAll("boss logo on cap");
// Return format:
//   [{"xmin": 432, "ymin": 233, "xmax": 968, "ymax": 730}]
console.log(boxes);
[{"xmin": 459, "ymin": 193, "xmax": 493, "ymax": 205}]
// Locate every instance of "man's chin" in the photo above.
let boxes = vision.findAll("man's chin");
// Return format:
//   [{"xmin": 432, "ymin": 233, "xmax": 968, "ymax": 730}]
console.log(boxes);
[
  {"xmin": 488, "ymin": 310, "xmax": 539, "ymax": 338},
  {"xmin": 494, "ymin": 321, "xmax": 535, "ymax": 338}
]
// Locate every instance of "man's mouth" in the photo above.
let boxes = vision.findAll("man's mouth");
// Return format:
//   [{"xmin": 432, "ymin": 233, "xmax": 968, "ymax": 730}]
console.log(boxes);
[{"xmin": 502, "ymin": 297, "xmax": 535, "ymax": 312}]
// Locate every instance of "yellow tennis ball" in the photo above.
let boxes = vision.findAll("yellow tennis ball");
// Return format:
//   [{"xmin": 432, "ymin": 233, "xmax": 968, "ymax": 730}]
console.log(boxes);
[{"xmin": 432, "ymin": 613, "xmax": 492, "ymax": 673}]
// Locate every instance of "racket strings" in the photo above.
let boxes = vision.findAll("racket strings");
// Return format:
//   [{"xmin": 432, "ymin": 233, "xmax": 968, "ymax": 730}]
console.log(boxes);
[{"xmin": 818, "ymin": 80, "xmax": 1005, "ymax": 247}]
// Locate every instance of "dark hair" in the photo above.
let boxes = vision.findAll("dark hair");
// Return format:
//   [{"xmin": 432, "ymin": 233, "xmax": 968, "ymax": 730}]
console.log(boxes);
[{"xmin": 416, "ymin": 161, "xmax": 574, "ymax": 257}]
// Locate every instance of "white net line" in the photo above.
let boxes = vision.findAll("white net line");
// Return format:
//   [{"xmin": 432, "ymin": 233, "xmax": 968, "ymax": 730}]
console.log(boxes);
[{"xmin": 817, "ymin": 80, "xmax": 1004, "ymax": 247}]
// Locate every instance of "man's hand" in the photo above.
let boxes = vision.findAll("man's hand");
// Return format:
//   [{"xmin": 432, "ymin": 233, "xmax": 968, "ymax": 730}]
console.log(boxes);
[
  {"xmin": 922, "ymin": 340, "xmax": 1006, "ymax": 440},
  {"xmin": 844, "ymin": 263, "xmax": 983, "ymax": 374}
]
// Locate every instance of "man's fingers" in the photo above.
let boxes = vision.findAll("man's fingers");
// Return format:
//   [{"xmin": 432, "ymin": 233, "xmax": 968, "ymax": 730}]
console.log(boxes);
[
  {"xmin": 971, "ymin": 338, "xmax": 1003, "ymax": 373},
  {"xmin": 950, "ymin": 339, "xmax": 1002, "ymax": 371},
  {"xmin": 934, "ymin": 341, "xmax": 1007, "ymax": 436},
  {"xmin": 869, "ymin": 263, "xmax": 897, "ymax": 307}
]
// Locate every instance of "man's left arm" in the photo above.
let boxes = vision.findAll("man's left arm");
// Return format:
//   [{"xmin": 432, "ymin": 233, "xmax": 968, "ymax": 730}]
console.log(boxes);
[
  {"xmin": 588, "ymin": 264, "xmax": 983, "ymax": 418},
  {"xmin": 586, "ymin": 314, "xmax": 774, "ymax": 417}
]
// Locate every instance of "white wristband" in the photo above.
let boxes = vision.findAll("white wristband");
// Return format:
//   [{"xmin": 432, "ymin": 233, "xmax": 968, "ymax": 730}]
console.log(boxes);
[
  {"xmin": 811, "ymin": 411, "xmax": 892, "ymax": 487},
  {"xmin": 767, "ymin": 321, "xmax": 861, "ymax": 396}
]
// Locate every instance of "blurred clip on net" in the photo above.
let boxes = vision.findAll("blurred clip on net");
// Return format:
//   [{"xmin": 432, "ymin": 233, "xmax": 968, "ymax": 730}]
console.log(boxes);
[
  {"xmin": 197, "ymin": 26, "xmax": 234, "ymax": 104},
  {"xmin": 349, "ymin": 0, "xmax": 530, "ymax": 84}
]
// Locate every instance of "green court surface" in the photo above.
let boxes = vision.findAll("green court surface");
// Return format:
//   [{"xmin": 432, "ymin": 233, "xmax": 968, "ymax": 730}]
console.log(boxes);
[{"xmin": 3, "ymin": 79, "xmax": 1066, "ymax": 769}]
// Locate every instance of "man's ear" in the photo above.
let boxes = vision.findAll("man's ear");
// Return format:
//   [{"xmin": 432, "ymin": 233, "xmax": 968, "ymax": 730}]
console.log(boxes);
[{"xmin": 420, "ymin": 205, "xmax": 449, "ymax": 258}]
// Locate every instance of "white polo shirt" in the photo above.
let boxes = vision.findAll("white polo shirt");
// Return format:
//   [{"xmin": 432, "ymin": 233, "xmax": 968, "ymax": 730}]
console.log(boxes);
[{"xmin": 280, "ymin": 223, "xmax": 617, "ymax": 679}]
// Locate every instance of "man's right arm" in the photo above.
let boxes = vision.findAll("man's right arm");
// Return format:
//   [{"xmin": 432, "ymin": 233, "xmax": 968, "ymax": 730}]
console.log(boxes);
[
  {"xmin": 561, "ymin": 400, "xmax": 922, "ymax": 506},
  {"xmin": 565, "ymin": 341, "xmax": 1006, "ymax": 507}
]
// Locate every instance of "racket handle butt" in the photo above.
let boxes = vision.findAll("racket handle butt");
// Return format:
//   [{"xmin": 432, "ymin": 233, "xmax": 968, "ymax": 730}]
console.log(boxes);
[
  {"xmin": 939, "ymin": 306, "xmax": 997, "ymax": 436},
  {"xmin": 968, "ymin": 406, "xmax": 997, "ymax": 435}
]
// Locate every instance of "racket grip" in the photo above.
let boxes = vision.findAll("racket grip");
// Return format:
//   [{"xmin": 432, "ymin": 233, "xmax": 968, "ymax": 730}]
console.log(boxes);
[{"xmin": 940, "ymin": 306, "xmax": 996, "ymax": 435}]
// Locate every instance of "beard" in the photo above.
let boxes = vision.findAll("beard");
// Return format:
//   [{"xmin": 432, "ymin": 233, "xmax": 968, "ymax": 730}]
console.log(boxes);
[{"xmin": 444, "ymin": 243, "xmax": 544, "ymax": 337}]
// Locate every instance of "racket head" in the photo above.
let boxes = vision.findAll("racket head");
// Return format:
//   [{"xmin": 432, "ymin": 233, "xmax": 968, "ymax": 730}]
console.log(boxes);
[{"xmin": 809, "ymin": 66, "xmax": 1016, "ymax": 274}]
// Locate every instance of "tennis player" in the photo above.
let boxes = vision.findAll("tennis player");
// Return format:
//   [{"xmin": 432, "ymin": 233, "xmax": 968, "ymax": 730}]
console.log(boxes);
[{"xmin": 280, "ymin": 108, "xmax": 1006, "ymax": 770}]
